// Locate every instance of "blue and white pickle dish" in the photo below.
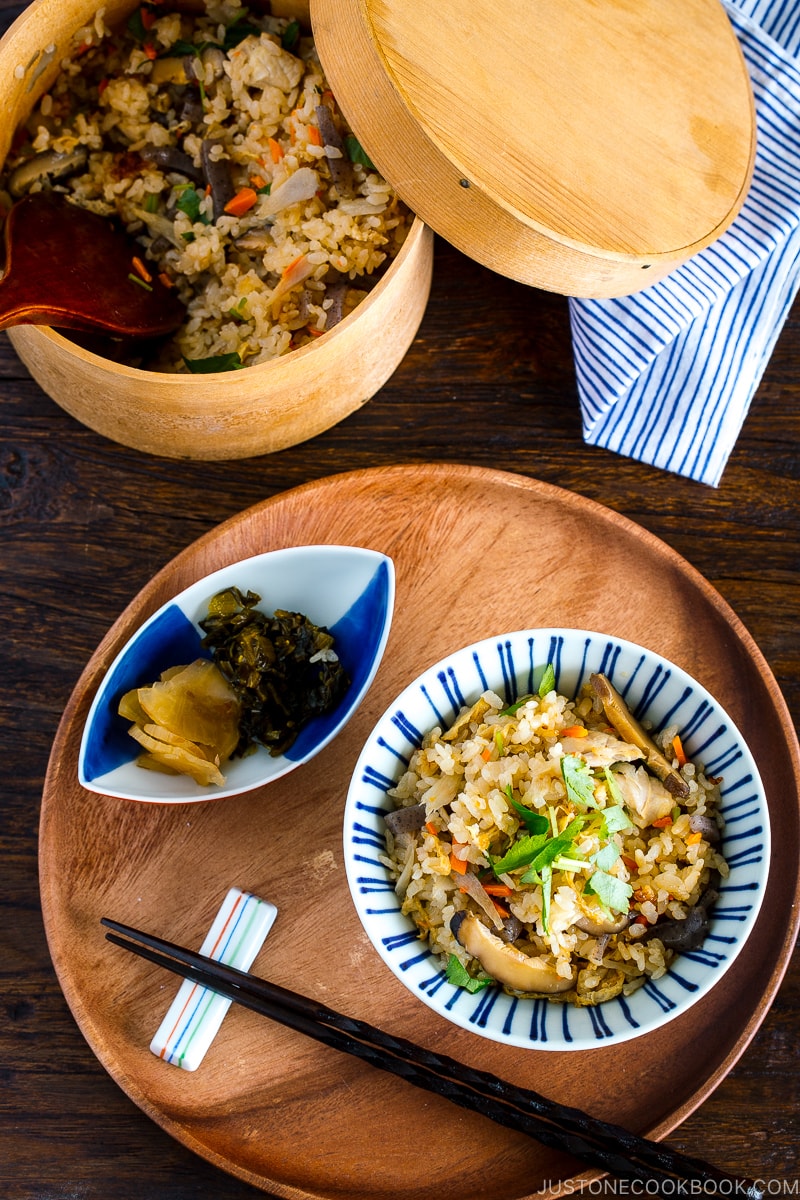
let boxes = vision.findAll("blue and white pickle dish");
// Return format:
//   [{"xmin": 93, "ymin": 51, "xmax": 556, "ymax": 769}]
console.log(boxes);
[
  {"xmin": 79, "ymin": 544, "xmax": 394, "ymax": 802},
  {"xmin": 343, "ymin": 628, "xmax": 769, "ymax": 1051}
]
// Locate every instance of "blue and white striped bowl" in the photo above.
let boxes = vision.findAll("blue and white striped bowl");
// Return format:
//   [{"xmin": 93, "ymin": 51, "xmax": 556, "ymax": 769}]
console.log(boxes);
[
  {"xmin": 79, "ymin": 545, "xmax": 394, "ymax": 803},
  {"xmin": 343, "ymin": 628, "xmax": 769, "ymax": 1050}
]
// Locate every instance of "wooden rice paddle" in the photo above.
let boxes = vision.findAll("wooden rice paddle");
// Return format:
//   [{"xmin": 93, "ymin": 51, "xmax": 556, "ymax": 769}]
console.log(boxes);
[{"xmin": 0, "ymin": 192, "xmax": 184, "ymax": 338}]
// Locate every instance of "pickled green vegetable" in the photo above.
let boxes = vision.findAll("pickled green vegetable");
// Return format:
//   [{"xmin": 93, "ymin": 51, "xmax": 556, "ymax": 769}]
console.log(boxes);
[{"xmin": 199, "ymin": 587, "xmax": 349, "ymax": 757}]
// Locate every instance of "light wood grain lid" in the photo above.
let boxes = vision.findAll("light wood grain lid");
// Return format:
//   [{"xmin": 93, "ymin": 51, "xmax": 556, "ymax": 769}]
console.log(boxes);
[{"xmin": 312, "ymin": 0, "xmax": 756, "ymax": 297}]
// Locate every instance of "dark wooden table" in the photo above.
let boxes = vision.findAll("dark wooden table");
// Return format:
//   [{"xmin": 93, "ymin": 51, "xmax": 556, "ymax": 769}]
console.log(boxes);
[{"xmin": 1, "ymin": 5, "xmax": 799, "ymax": 1196}]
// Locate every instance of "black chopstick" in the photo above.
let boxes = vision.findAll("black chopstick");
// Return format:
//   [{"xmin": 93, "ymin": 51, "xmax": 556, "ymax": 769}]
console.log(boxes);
[{"xmin": 102, "ymin": 917, "xmax": 763, "ymax": 1198}]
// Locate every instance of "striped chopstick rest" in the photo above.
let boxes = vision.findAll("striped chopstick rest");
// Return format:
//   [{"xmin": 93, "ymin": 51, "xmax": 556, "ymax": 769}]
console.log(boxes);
[{"xmin": 150, "ymin": 887, "xmax": 277, "ymax": 1071}]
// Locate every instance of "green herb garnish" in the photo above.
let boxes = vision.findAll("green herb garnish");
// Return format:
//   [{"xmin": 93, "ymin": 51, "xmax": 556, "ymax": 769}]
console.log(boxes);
[
  {"xmin": 538, "ymin": 662, "xmax": 556, "ymax": 697},
  {"xmin": 507, "ymin": 792, "xmax": 550, "ymax": 835},
  {"xmin": 281, "ymin": 19, "xmax": 301, "ymax": 51},
  {"xmin": 591, "ymin": 842, "xmax": 621, "ymax": 872},
  {"xmin": 223, "ymin": 18, "xmax": 261, "ymax": 50},
  {"xmin": 126, "ymin": 7, "xmax": 148, "ymax": 42},
  {"xmin": 519, "ymin": 816, "xmax": 587, "ymax": 881},
  {"xmin": 498, "ymin": 693, "xmax": 533, "ymax": 717},
  {"xmin": 561, "ymin": 754, "xmax": 599, "ymax": 810},
  {"xmin": 176, "ymin": 186, "xmax": 211, "ymax": 224},
  {"xmin": 345, "ymin": 135, "xmax": 375, "ymax": 169},
  {"xmin": 446, "ymin": 954, "xmax": 493, "ymax": 993},
  {"xmin": 183, "ymin": 352, "xmax": 245, "ymax": 373},
  {"xmin": 492, "ymin": 832, "xmax": 549, "ymax": 875},
  {"xmin": 601, "ymin": 802, "xmax": 633, "ymax": 836},
  {"xmin": 584, "ymin": 870, "xmax": 633, "ymax": 913}
]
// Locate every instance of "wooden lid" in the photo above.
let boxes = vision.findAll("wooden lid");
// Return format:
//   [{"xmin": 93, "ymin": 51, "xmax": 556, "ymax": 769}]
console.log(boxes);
[{"xmin": 311, "ymin": 0, "xmax": 756, "ymax": 297}]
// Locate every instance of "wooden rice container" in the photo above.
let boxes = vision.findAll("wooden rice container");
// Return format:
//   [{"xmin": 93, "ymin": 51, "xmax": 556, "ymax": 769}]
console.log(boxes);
[
  {"xmin": 0, "ymin": 0, "xmax": 754, "ymax": 458},
  {"xmin": 0, "ymin": 0, "xmax": 433, "ymax": 460}
]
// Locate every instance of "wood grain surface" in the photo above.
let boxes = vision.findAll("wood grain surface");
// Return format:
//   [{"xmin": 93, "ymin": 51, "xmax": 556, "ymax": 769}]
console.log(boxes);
[
  {"xmin": 1, "ymin": 0, "xmax": 798, "ymax": 1195},
  {"xmin": 35, "ymin": 464, "xmax": 799, "ymax": 1199},
  {"xmin": 313, "ymin": 0, "xmax": 755, "ymax": 294}
]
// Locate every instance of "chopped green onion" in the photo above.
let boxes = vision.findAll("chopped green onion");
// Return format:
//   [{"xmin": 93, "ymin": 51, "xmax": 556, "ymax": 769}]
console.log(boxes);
[
  {"xmin": 127, "ymin": 273, "xmax": 153, "ymax": 291},
  {"xmin": 552, "ymin": 855, "xmax": 590, "ymax": 873},
  {"xmin": 144, "ymin": 191, "xmax": 160, "ymax": 213},
  {"xmin": 540, "ymin": 864, "xmax": 553, "ymax": 933}
]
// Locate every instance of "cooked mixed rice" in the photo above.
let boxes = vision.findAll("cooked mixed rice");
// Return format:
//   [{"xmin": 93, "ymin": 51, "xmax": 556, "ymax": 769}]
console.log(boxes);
[
  {"xmin": 0, "ymin": 1, "xmax": 411, "ymax": 371},
  {"xmin": 381, "ymin": 672, "xmax": 729, "ymax": 1006}
]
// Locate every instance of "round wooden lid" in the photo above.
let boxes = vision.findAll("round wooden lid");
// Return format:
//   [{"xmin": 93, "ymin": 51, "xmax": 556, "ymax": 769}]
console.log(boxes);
[{"xmin": 311, "ymin": 0, "xmax": 756, "ymax": 297}]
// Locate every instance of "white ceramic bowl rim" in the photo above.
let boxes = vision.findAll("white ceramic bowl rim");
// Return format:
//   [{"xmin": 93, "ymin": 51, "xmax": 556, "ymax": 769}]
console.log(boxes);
[{"xmin": 344, "ymin": 627, "xmax": 770, "ymax": 1050}]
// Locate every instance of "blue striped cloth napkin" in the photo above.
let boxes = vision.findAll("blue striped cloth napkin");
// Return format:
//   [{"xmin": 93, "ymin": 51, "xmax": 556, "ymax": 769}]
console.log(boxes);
[{"xmin": 569, "ymin": 0, "xmax": 800, "ymax": 486}]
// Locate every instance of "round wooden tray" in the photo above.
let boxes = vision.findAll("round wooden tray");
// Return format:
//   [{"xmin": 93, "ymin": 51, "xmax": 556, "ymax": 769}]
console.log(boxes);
[{"xmin": 40, "ymin": 464, "xmax": 800, "ymax": 1200}]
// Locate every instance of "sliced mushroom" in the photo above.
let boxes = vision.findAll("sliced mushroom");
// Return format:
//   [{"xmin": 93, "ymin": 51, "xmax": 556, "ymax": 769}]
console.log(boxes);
[
  {"xmin": 450, "ymin": 912, "xmax": 575, "ymax": 993},
  {"xmin": 8, "ymin": 146, "xmax": 88, "ymax": 197},
  {"xmin": 384, "ymin": 802, "xmax": 426, "ymax": 837},
  {"xmin": 590, "ymin": 673, "xmax": 690, "ymax": 798}
]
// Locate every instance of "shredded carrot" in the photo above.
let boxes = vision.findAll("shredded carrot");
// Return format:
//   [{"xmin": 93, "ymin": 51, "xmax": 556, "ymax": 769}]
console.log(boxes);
[
  {"xmin": 620, "ymin": 855, "xmax": 638, "ymax": 874},
  {"xmin": 308, "ymin": 124, "xmax": 322, "ymax": 146},
  {"xmin": 562, "ymin": 725, "xmax": 588, "ymax": 738},
  {"xmin": 141, "ymin": 6, "xmax": 156, "ymax": 29},
  {"xmin": 251, "ymin": 174, "xmax": 267, "ymax": 190},
  {"xmin": 98, "ymin": 77, "xmax": 109, "ymax": 96},
  {"xmin": 685, "ymin": 831, "xmax": 703, "ymax": 846},
  {"xmin": 491, "ymin": 899, "xmax": 510, "ymax": 918},
  {"xmin": 131, "ymin": 255, "xmax": 153, "ymax": 284},
  {"xmin": 143, "ymin": 40, "xmax": 157, "ymax": 60},
  {"xmin": 425, "ymin": 821, "xmax": 438, "ymax": 837},
  {"xmin": 305, "ymin": 325, "xmax": 325, "ymax": 338},
  {"xmin": 482, "ymin": 883, "xmax": 513, "ymax": 898},
  {"xmin": 268, "ymin": 137, "xmax": 283, "ymax": 163},
  {"xmin": 158, "ymin": 271, "xmax": 174, "ymax": 289},
  {"xmin": 652, "ymin": 815, "xmax": 673, "ymax": 829},
  {"xmin": 672, "ymin": 733, "xmax": 688, "ymax": 767},
  {"xmin": 224, "ymin": 187, "xmax": 258, "ymax": 217},
  {"xmin": 449, "ymin": 850, "xmax": 468, "ymax": 875},
  {"xmin": 480, "ymin": 747, "xmax": 492, "ymax": 762},
  {"xmin": 281, "ymin": 254, "xmax": 306, "ymax": 280},
  {"xmin": 631, "ymin": 913, "xmax": 650, "ymax": 927}
]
